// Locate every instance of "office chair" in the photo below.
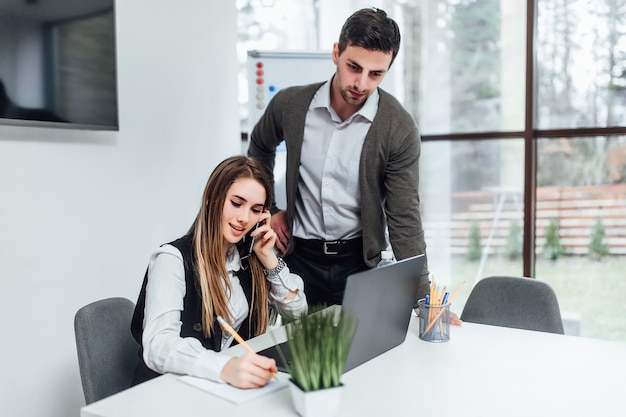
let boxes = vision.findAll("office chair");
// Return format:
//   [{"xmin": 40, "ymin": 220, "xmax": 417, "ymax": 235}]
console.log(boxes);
[
  {"xmin": 460, "ymin": 276, "xmax": 565, "ymax": 334},
  {"xmin": 74, "ymin": 297, "xmax": 140, "ymax": 404}
]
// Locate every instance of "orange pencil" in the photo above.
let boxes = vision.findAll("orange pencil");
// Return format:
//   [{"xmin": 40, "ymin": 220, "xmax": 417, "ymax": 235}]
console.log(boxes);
[
  {"xmin": 447, "ymin": 281, "xmax": 464, "ymax": 303},
  {"xmin": 423, "ymin": 282, "xmax": 464, "ymax": 334},
  {"xmin": 428, "ymin": 276, "xmax": 437, "ymax": 325},
  {"xmin": 216, "ymin": 316, "xmax": 276, "ymax": 378}
]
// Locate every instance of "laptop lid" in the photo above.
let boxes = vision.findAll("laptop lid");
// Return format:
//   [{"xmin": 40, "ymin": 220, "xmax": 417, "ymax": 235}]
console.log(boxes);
[
  {"xmin": 341, "ymin": 253, "xmax": 424, "ymax": 371},
  {"xmin": 257, "ymin": 254, "xmax": 425, "ymax": 373}
]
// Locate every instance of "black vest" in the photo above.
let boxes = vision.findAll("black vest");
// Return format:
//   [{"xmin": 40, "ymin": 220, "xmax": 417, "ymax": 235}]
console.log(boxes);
[{"xmin": 130, "ymin": 234, "xmax": 258, "ymax": 385}]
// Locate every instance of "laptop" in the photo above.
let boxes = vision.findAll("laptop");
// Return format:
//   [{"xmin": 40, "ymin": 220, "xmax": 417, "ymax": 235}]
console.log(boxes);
[{"xmin": 257, "ymin": 254, "xmax": 425, "ymax": 373}]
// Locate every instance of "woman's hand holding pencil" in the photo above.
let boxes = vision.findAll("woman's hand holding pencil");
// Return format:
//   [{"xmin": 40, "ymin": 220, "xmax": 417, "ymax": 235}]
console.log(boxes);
[{"xmin": 217, "ymin": 316, "xmax": 278, "ymax": 389}]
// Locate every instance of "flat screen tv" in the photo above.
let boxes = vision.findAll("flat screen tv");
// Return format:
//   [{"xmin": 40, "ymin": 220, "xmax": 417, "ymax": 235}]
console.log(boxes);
[{"xmin": 0, "ymin": 0, "xmax": 118, "ymax": 130}]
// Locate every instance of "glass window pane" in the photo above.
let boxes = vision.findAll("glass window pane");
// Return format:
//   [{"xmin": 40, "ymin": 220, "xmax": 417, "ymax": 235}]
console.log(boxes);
[
  {"xmin": 421, "ymin": 139, "xmax": 525, "ymax": 312},
  {"xmin": 236, "ymin": 2, "xmax": 626, "ymax": 342},
  {"xmin": 537, "ymin": 0, "xmax": 626, "ymax": 128},
  {"xmin": 536, "ymin": 136, "xmax": 626, "ymax": 341},
  {"xmin": 400, "ymin": 0, "xmax": 526, "ymax": 134},
  {"xmin": 236, "ymin": 0, "xmax": 318, "ymax": 132}
]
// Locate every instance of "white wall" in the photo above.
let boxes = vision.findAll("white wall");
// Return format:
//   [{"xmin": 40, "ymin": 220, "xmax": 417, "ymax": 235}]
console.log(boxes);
[{"xmin": 0, "ymin": 2, "xmax": 240, "ymax": 417}]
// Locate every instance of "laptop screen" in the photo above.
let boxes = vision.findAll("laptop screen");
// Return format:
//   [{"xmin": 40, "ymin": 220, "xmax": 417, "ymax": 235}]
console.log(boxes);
[{"xmin": 257, "ymin": 254, "xmax": 425, "ymax": 373}]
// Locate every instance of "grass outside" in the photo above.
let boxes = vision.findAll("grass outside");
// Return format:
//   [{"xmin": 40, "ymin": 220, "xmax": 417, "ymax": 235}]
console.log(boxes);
[{"xmin": 446, "ymin": 256, "xmax": 626, "ymax": 342}]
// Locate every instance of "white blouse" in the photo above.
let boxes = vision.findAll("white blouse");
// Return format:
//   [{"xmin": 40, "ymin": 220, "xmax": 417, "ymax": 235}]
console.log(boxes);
[{"xmin": 141, "ymin": 244, "xmax": 307, "ymax": 383}]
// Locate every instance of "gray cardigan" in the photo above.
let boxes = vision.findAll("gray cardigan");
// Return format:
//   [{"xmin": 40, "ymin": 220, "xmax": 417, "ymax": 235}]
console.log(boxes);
[{"xmin": 248, "ymin": 81, "xmax": 429, "ymax": 298}]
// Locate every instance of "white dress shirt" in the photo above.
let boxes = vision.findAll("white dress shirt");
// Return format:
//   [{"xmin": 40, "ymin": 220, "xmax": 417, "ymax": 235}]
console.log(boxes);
[
  {"xmin": 141, "ymin": 244, "xmax": 306, "ymax": 383},
  {"xmin": 293, "ymin": 78, "xmax": 380, "ymax": 240}
]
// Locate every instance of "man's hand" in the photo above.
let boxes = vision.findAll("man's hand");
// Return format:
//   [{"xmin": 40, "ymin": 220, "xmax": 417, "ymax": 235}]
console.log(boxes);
[
  {"xmin": 270, "ymin": 210, "xmax": 290, "ymax": 254},
  {"xmin": 450, "ymin": 311, "xmax": 462, "ymax": 326}
]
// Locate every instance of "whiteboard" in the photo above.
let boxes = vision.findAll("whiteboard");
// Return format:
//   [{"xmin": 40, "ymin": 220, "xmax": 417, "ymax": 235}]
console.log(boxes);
[
  {"xmin": 246, "ymin": 50, "xmax": 334, "ymax": 209},
  {"xmin": 246, "ymin": 49, "xmax": 335, "ymax": 131}
]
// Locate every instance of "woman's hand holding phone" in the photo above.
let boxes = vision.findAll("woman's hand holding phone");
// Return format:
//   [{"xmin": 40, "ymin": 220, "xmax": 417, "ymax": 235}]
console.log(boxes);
[
  {"xmin": 249, "ymin": 211, "xmax": 280, "ymax": 270},
  {"xmin": 251, "ymin": 211, "xmax": 300, "ymax": 302}
]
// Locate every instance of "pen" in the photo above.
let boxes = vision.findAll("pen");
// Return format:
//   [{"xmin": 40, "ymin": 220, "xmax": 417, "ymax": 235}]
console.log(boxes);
[
  {"xmin": 216, "ymin": 315, "xmax": 276, "ymax": 378},
  {"xmin": 433, "ymin": 291, "xmax": 450, "ymax": 336},
  {"xmin": 441, "ymin": 291, "xmax": 449, "ymax": 306},
  {"xmin": 423, "ymin": 282, "xmax": 464, "ymax": 334}
]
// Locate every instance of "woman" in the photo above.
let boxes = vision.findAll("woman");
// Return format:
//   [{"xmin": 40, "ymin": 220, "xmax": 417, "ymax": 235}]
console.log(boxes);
[{"xmin": 131, "ymin": 156, "xmax": 307, "ymax": 389}]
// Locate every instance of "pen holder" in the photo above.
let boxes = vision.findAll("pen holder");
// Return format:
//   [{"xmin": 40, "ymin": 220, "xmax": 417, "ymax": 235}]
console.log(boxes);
[{"xmin": 417, "ymin": 298, "xmax": 451, "ymax": 342}]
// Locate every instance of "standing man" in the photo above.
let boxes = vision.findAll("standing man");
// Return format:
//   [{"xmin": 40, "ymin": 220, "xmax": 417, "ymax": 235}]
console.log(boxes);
[{"xmin": 248, "ymin": 7, "xmax": 429, "ymax": 307}]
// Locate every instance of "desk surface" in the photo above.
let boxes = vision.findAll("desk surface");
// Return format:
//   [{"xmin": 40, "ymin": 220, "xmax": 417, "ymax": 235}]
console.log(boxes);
[{"xmin": 81, "ymin": 315, "xmax": 626, "ymax": 417}]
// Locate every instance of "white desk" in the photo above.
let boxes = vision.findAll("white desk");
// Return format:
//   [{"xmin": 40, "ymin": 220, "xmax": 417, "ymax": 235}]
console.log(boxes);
[{"xmin": 81, "ymin": 315, "xmax": 626, "ymax": 417}]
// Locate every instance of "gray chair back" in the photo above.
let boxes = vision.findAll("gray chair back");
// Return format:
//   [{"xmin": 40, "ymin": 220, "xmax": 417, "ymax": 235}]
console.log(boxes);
[
  {"xmin": 74, "ymin": 297, "xmax": 140, "ymax": 404},
  {"xmin": 460, "ymin": 276, "xmax": 565, "ymax": 334}
]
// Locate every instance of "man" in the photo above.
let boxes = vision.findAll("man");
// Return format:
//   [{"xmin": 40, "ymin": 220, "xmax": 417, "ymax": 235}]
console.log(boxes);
[{"xmin": 248, "ymin": 7, "xmax": 429, "ymax": 307}]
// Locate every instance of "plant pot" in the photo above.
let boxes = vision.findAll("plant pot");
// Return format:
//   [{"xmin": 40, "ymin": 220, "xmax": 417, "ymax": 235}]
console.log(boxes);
[{"xmin": 288, "ymin": 379, "xmax": 344, "ymax": 417}]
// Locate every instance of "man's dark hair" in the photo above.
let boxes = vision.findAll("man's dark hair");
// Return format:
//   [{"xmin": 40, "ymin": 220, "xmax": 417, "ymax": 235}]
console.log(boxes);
[{"xmin": 337, "ymin": 7, "xmax": 401, "ymax": 67}]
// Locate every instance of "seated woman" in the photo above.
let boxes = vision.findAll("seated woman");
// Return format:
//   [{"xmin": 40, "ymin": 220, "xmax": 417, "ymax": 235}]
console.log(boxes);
[{"xmin": 131, "ymin": 156, "xmax": 307, "ymax": 389}]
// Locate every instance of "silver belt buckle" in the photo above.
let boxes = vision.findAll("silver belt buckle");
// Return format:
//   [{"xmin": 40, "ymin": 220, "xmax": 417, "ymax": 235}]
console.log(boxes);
[{"xmin": 323, "ymin": 241, "xmax": 339, "ymax": 255}]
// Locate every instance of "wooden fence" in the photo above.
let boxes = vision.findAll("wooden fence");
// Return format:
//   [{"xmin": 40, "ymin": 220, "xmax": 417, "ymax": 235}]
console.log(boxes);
[{"xmin": 422, "ymin": 183, "xmax": 626, "ymax": 256}]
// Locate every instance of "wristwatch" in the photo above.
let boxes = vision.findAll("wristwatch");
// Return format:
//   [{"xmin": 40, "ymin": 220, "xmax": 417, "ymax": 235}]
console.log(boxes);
[{"xmin": 263, "ymin": 257, "xmax": 287, "ymax": 277}]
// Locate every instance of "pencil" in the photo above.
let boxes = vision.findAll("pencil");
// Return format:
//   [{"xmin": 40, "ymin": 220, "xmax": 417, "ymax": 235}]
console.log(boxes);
[
  {"xmin": 216, "ymin": 315, "xmax": 276, "ymax": 378},
  {"xmin": 216, "ymin": 316, "xmax": 254, "ymax": 354},
  {"xmin": 428, "ymin": 276, "xmax": 436, "ymax": 324},
  {"xmin": 423, "ymin": 282, "xmax": 464, "ymax": 334}
]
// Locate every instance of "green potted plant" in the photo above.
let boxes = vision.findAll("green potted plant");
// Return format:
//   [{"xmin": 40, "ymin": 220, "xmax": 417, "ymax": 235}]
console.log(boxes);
[{"xmin": 279, "ymin": 306, "xmax": 356, "ymax": 417}]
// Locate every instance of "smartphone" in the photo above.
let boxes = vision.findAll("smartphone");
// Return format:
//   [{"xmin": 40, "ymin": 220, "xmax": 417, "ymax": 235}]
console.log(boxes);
[{"xmin": 239, "ymin": 222, "xmax": 261, "ymax": 260}]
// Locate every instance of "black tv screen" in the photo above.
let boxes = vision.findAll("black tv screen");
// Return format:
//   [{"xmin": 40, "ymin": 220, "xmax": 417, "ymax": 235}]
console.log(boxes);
[{"xmin": 0, "ymin": 0, "xmax": 118, "ymax": 130}]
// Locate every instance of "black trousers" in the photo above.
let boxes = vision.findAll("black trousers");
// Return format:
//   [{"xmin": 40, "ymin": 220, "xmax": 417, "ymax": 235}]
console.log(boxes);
[{"xmin": 285, "ymin": 238, "xmax": 368, "ymax": 308}]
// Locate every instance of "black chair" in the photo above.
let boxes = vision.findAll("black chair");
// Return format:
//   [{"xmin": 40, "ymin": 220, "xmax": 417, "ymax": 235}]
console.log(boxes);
[
  {"xmin": 74, "ymin": 297, "xmax": 140, "ymax": 404},
  {"xmin": 460, "ymin": 276, "xmax": 565, "ymax": 334}
]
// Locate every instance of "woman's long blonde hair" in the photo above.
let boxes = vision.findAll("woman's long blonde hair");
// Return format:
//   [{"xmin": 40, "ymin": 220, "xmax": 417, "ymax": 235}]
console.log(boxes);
[{"xmin": 188, "ymin": 156, "xmax": 273, "ymax": 338}]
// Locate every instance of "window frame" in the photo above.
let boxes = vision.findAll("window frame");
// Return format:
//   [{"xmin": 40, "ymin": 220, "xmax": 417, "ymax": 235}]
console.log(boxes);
[{"xmin": 420, "ymin": 0, "xmax": 626, "ymax": 277}]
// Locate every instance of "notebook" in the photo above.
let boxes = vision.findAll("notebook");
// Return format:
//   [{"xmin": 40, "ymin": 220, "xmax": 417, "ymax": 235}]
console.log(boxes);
[{"xmin": 257, "ymin": 254, "xmax": 425, "ymax": 373}]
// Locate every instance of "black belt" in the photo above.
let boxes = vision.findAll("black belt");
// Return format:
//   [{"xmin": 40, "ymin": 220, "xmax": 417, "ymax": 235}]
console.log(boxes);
[{"xmin": 294, "ymin": 237, "xmax": 362, "ymax": 256}]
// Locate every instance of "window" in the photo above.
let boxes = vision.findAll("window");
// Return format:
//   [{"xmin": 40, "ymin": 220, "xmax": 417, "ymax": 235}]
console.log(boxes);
[
  {"xmin": 537, "ymin": 1, "xmax": 626, "ymax": 129},
  {"xmin": 535, "ymin": 137, "xmax": 626, "ymax": 339},
  {"xmin": 238, "ymin": 0, "xmax": 626, "ymax": 342},
  {"xmin": 421, "ymin": 139, "xmax": 525, "ymax": 311},
  {"xmin": 402, "ymin": 0, "xmax": 526, "ymax": 134}
]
